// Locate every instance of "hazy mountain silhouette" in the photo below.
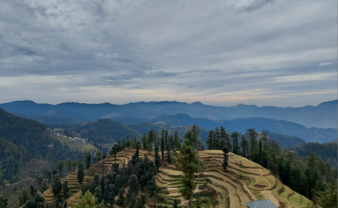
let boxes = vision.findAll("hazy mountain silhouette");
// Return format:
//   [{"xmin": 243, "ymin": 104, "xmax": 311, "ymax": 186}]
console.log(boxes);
[{"xmin": 1, "ymin": 100, "xmax": 336, "ymax": 128}]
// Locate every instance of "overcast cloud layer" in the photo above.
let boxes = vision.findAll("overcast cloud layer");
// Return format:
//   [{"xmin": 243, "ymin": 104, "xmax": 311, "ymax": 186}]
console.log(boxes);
[{"xmin": 0, "ymin": 0, "xmax": 336, "ymax": 107}]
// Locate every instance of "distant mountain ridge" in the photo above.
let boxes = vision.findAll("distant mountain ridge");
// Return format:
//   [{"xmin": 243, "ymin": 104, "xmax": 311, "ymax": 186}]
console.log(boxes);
[
  {"xmin": 0, "ymin": 99, "xmax": 336, "ymax": 128},
  {"xmin": 113, "ymin": 114, "xmax": 336, "ymax": 143}
]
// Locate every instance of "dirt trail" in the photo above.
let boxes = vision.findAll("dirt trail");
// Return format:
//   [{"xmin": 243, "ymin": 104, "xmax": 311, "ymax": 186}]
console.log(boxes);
[
  {"xmin": 259, "ymin": 167, "xmax": 271, "ymax": 189},
  {"xmin": 259, "ymin": 168, "xmax": 280, "ymax": 207}
]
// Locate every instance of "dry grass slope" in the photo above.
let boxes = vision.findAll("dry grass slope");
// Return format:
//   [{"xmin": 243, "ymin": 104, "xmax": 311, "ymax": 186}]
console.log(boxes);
[{"xmin": 156, "ymin": 150, "xmax": 313, "ymax": 208}]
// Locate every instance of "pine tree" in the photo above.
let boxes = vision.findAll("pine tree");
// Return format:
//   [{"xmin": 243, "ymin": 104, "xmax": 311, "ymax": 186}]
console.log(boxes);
[
  {"xmin": 141, "ymin": 133, "xmax": 147, "ymax": 150},
  {"xmin": 77, "ymin": 163, "xmax": 85, "ymax": 184},
  {"xmin": 85, "ymin": 153, "xmax": 91, "ymax": 169},
  {"xmin": 222, "ymin": 146, "xmax": 229, "ymax": 171},
  {"xmin": 173, "ymin": 139, "xmax": 205, "ymax": 208},
  {"xmin": 168, "ymin": 134, "xmax": 174, "ymax": 149},
  {"xmin": 240, "ymin": 135, "xmax": 248, "ymax": 157},
  {"xmin": 112, "ymin": 163, "xmax": 119, "ymax": 174},
  {"xmin": 258, "ymin": 139, "xmax": 262, "ymax": 162},
  {"xmin": 52, "ymin": 175, "xmax": 62, "ymax": 197},
  {"xmin": 94, "ymin": 186, "xmax": 102, "ymax": 203},
  {"xmin": 155, "ymin": 146, "xmax": 161, "ymax": 170},
  {"xmin": 116, "ymin": 188, "xmax": 125, "ymax": 206},
  {"xmin": 57, "ymin": 160, "xmax": 65, "ymax": 176},
  {"xmin": 261, "ymin": 131, "xmax": 269, "ymax": 152},
  {"xmin": 166, "ymin": 144, "xmax": 172, "ymax": 163},
  {"xmin": 290, "ymin": 165, "xmax": 304, "ymax": 194},
  {"xmin": 173, "ymin": 131, "xmax": 181, "ymax": 150},
  {"xmin": 207, "ymin": 130, "xmax": 214, "ymax": 150},
  {"xmin": 231, "ymin": 132, "xmax": 239, "ymax": 154},
  {"xmin": 19, "ymin": 188, "xmax": 30, "ymax": 205},
  {"xmin": 161, "ymin": 130, "xmax": 165, "ymax": 161},
  {"xmin": 164, "ymin": 130, "xmax": 168, "ymax": 148},
  {"xmin": 214, "ymin": 127, "xmax": 220, "ymax": 149},
  {"xmin": 67, "ymin": 158, "xmax": 72, "ymax": 173},
  {"xmin": 62, "ymin": 181, "xmax": 70, "ymax": 199},
  {"xmin": 173, "ymin": 199, "xmax": 179, "ymax": 208},
  {"xmin": 148, "ymin": 130, "xmax": 156, "ymax": 151},
  {"xmin": 246, "ymin": 128, "xmax": 258, "ymax": 158},
  {"xmin": 127, "ymin": 193, "xmax": 136, "ymax": 208},
  {"xmin": 136, "ymin": 141, "xmax": 140, "ymax": 157},
  {"xmin": 30, "ymin": 185, "xmax": 37, "ymax": 196},
  {"xmin": 190, "ymin": 125, "xmax": 199, "ymax": 148},
  {"xmin": 129, "ymin": 174, "xmax": 139, "ymax": 195},
  {"xmin": 220, "ymin": 126, "xmax": 227, "ymax": 149}
]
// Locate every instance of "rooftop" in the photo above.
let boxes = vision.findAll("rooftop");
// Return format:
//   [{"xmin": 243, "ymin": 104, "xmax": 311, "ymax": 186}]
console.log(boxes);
[{"xmin": 246, "ymin": 199, "xmax": 277, "ymax": 208}]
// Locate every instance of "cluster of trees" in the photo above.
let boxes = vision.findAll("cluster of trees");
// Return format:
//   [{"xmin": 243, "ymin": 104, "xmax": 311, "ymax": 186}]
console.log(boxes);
[
  {"xmin": 207, "ymin": 127, "xmax": 280, "ymax": 161},
  {"xmin": 78, "ymin": 145, "xmax": 154, "ymax": 207},
  {"xmin": 19, "ymin": 185, "xmax": 46, "ymax": 208},
  {"xmin": 140, "ymin": 129, "xmax": 182, "ymax": 152},
  {"xmin": 275, "ymin": 151, "xmax": 337, "ymax": 202},
  {"xmin": 288, "ymin": 141, "xmax": 337, "ymax": 168}
]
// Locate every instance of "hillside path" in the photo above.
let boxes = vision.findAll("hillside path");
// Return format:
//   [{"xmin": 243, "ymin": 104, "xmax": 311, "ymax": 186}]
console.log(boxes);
[
  {"xmin": 259, "ymin": 167, "xmax": 279, "ymax": 207},
  {"xmin": 259, "ymin": 167, "xmax": 271, "ymax": 189}
]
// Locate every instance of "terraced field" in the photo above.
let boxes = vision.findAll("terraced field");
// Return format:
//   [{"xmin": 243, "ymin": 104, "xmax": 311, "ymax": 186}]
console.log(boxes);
[
  {"xmin": 39, "ymin": 149, "xmax": 312, "ymax": 208},
  {"xmin": 41, "ymin": 148, "xmax": 154, "ymax": 207},
  {"xmin": 156, "ymin": 150, "xmax": 313, "ymax": 208}
]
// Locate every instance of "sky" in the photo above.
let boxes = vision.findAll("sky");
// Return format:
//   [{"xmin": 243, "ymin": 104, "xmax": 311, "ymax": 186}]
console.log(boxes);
[{"xmin": 0, "ymin": 0, "xmax": 336, "ymax": 107}]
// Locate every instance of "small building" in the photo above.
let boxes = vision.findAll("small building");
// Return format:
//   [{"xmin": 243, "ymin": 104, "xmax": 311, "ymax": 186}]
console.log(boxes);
[{"xmin": 246, "ymin": 199, "xmax": 277, "ymax": 208}]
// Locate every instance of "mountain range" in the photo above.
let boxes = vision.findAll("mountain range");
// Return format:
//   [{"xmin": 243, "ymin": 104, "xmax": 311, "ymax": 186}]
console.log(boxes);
[
  {"xmin": 0, "ymin": 100, "xmax": 336, "ymax": 128},
  {"xmin": 0, "ymin": 100, "xmax": 336, "ymax": 143}
]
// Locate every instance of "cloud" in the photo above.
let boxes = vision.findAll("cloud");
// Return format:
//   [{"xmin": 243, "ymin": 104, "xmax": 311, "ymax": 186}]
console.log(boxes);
[
  {"xmin": 318, "ymin": 62, "xmax": 333, "ymax": 67},
  {"xmin": 0, "ymin": 0, "xmax": 336, "ymax": 107}
]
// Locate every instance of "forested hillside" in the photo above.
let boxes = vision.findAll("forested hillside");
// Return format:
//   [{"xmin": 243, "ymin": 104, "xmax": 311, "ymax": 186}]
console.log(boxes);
[
  {"xmin": 0, "ymin": 108, "xmax": 50, "ymax": 157},
  {"xmin": 0, "ymin": 138, "xmax": 29, "ymax": 183},
  {"xmin": 265, "ymin": 131, "xmax": 305, "ymax": 148},
  {"xmin": 289, "ymin": 142, "xmax": 337, "ymax": 168},
  {"xmin": 0, "ymin": 108, "xmax": 83, "ymax": 184},
  {"xmin": 80, "ymin": 119, "xmax": 141, "ymax": 144}
]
